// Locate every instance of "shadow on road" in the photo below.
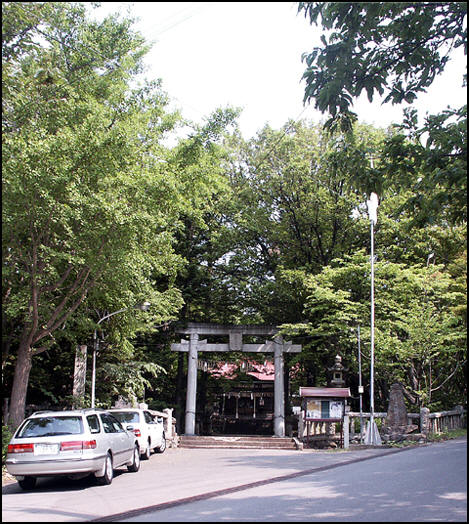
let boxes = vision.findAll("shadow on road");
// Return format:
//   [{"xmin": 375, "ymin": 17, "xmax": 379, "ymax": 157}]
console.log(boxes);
[{"xmin": 2, "ymin": 469, "xmax": 127, "ymax": 495}]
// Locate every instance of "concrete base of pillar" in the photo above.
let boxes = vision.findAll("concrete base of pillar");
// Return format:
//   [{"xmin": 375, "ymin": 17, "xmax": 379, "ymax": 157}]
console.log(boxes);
[{"xmin": 364, "ymin": 420, "xmax": 382, "ymax": 445}]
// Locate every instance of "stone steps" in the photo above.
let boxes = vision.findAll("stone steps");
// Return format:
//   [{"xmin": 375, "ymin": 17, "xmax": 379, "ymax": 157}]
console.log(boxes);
[{"xmin": 179, "ymin": 435, "xmax": 298, "ymax": 450}]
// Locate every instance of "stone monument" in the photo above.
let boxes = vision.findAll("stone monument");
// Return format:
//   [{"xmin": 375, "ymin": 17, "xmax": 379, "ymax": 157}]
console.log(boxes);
[
  {"xmin": 386, "ymin": 383, "xmax": 408, "ymax": 426},
  {"xmin": 382, "ymin": 383, "xmax": 420, "ymax": 443}
]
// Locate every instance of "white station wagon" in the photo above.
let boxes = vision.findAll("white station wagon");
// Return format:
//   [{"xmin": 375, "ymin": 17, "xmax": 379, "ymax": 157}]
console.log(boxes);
[
  {"xmin": 108, "ymin": 408, "xmax": 166, "ymax": 459},
  {"xmin": 6, "ymin": 409, "xmax": 140, "ymax": 489}
]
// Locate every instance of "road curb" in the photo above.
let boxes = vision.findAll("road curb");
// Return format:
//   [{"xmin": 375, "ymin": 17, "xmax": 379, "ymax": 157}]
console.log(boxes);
[{"xmin": 91, "ymin": 446, "xmax": 416, "ymax": 522}]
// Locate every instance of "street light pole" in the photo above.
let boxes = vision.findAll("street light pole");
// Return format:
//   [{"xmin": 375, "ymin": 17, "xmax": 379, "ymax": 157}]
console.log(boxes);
[
  {"xmin": 90, "ymin": 302, "xmax": 150, "ymax": 408},
  {"xmin": 369, "ymin": 214, "xmax": 376, "ymax": 436},
  {"xmin": 356, "ymin": 325, "xmax": 364, "ymax": 444},
  {"xmin": 364, "ymin": 192, "xmax": 381, "ymax": 446}
]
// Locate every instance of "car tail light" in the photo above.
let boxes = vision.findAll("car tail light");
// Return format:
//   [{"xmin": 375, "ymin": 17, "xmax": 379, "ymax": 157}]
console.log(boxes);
[
  {"xmin": 60, "ymin": 440, "xmax": 97, "ymax": 451},
  {"xmin": 8, "ymin": 443, "xmax": 34, "ymax": 453},
  {"xmin": 133, "ymin": 429, "xmax": 141, "ymax": 437}
]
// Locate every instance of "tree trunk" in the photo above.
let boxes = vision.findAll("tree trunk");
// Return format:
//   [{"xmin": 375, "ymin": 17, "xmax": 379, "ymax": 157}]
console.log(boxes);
[
  {"xmin": 8, "ymin": 341, "xmax": 33, "ymax": 430},
  {"xmin": 175, "ymin": 351, "xmax": 186, "ymax": 433}
]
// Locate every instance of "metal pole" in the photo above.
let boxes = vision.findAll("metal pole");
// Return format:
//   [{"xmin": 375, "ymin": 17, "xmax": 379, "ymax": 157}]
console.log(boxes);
[
  {"xmin": 370, "ymin": 219, "xmax": 375, "ymax": 433},
  {"xmin": 91, "ymin": 330, "xmax": 97, "ymax": 408},
  {"xmin": 364, "ymin": 217, "xmax": 381, "ymax": 445},
  {"xmin": 89, "ymin": 303, "xmax": 150, "ymax": 408},
  {"xmin": 364, "ymin": 190, "xmax": 381, "ymax": 446},
  {"xmin": 357, "ymin": 325, "xmax": 363, "ymax": 444}
]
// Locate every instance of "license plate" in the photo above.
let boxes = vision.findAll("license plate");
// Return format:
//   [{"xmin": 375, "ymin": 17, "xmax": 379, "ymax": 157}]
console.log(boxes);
[{"xmin": 34, "ymin": 443, "xmax": 59, "ymax": 455}]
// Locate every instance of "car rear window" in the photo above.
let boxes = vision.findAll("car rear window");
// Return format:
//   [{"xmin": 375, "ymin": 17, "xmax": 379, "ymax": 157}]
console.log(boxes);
[
  {"xmin": 111, "ymin": 411, "xmax": 140, "ymax": 424},
  {"xmin": 16, "ymin": 416, "xmax": 84, "ymax": 438}
]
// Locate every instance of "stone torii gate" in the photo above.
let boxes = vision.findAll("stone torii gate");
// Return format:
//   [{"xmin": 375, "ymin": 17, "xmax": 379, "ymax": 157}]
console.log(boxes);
[{"xmin": 171, "ymin": 323, "xmax": 302, "ymax": 437}]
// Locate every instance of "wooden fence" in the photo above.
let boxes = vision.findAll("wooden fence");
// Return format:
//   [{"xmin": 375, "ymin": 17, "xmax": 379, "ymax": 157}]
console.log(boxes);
[
  {"xmin": 344, "ymin": 406, "xmax": 466, "ymax": 445},
  {"xmin": 297, "ymin": 406, "xmax": 466, "ymax": 447},
  {"xmin": 425, "ymin": 407, "xmax": 466, "ymax": 434}
]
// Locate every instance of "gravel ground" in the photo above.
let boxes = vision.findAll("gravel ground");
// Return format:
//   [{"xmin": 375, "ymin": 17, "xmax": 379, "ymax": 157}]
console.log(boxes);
[{"xmin": 2, "ymin": 467, "xmax": 16, "ymax": 485}]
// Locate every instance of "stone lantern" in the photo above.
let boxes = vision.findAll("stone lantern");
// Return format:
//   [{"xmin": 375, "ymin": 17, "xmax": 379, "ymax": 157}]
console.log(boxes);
[{"xmin": 328, "ymin": 355, "xmax": 346, "ymax": 388}]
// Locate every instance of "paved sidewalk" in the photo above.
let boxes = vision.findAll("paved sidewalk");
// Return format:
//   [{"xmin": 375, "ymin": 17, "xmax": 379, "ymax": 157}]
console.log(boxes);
[{"xmin": 2, "ymin": 444, "xmax": 416, "ymax": 522}]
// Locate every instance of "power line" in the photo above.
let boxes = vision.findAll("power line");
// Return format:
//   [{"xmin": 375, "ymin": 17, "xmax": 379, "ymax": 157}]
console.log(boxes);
[
  {"xmin": 5, "ymin": 1, "xmax": 367, "ymax": 202},
  {"xmin": 251, "ymin": 105, "xmax": 310, "ymax": 172},
  {"xmin": 142, "ymin": 3, "xmax": 213, "ymax": 42}
]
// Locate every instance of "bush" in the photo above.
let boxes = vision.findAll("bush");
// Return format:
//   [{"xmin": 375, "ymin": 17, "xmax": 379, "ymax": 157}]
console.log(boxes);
[
  {"xmin": 427, "ymin": 428, "xmax": 466, "ymax": 442},
  {"xmin": 2, "ymin": 425, "xmax": 12, "ymax": 465}
]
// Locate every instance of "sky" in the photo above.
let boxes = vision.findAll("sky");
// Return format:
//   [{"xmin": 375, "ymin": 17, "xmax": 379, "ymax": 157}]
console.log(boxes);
[{"xmin": 92, "ymin": 2, "xmax": 467, "ymax": 139}]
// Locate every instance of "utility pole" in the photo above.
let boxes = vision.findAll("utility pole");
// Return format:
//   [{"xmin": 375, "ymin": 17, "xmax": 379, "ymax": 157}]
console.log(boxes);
[
  {"xmin": 364, "ymin": 192, "xmax": 381, "ymax": 446},
  {"xmin": 357, "ymin": 326, "xmax": 364, "ymax": 444}
]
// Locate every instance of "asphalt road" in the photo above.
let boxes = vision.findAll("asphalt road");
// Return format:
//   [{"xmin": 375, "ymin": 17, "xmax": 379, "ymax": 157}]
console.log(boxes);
[
  {"xmin": 120, "ymin": 438, "xmax": 467, "ymax": 522},
  {"xmin": 2, "ymin": 438, "xmax": 466, "ymax": 522}
]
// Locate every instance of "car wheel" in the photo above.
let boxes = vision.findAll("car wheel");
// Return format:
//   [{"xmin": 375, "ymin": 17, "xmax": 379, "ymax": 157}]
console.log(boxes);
[
  {"xmin": 142, "ymin": 440, "xmax": 151, "ymax": 460},
  {"xmin": 96, "ymin": 453, "xmax": 113, "ymax": 485},
  {"xmin": 155, "ymin": 433, "xmax": 166, "ymax": 453},
  {"xmin": 18, "ymin": 476, "xmax": 36, "ymax": 490},
  {"xmin": 127, "ymin": 444, "xmax": 141, "ymax": 472}
]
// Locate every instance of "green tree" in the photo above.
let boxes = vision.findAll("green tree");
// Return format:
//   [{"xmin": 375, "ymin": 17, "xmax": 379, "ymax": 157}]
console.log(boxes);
[
  {"xmin": 170, "ymin": 107, "xmax": 242, "ymax": 325},
  {"xmin": 2, "ymin": 2, "xmax": 185, "ymax": 428},
  {"xmin": 298, "ymin": 2, "xmax": 467, "ymax": 224},
  {"xmin": 299, "ymin": 2, "xmax": 466, "ymax": 123},
  {"xmin": 280, "ymin": 251, "xmax": 467, "ymax": 411},
  {"xmin": 220, "ymin": 120, "xmax": 385, "ymax": 324},
  {"xmin": 379, "ymin": 105, "xmax": 467, "ymax": 226}
]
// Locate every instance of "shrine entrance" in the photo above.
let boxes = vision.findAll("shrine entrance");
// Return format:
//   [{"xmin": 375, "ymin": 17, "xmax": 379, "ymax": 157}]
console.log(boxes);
[
  {"xmin": 171, "ymin": 323, "xmax": 302, "ymax": 437},
  {"xmin": 210, "ymin": 365, "xmax": 275, "ymax": 436}
]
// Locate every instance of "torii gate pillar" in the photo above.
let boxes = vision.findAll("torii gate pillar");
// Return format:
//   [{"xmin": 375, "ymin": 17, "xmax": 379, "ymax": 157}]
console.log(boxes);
[
  {"xmin": 273, "ymin": 336, "xmax": 285, "ymax": 437},
  {"xmin": 185, "ymin": 332, "xmax": 198, "ymax": 435}
]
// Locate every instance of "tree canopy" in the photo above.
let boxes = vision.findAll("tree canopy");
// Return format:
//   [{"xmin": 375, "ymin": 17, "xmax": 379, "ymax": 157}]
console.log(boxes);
[
  {"xmin": 298, "ymin": 2, "xmax": 467, "ymax": 225},
  {"xmin": 299, "ymin": 2, "xmax": 466, "ymax": 121},
  {"xmin": 2, "ymin": 2, "xmax": 234, "ymax": 427},
  {"xmin": 2, "ymin": 2, "xmax": 466, "ymax": 430}
]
